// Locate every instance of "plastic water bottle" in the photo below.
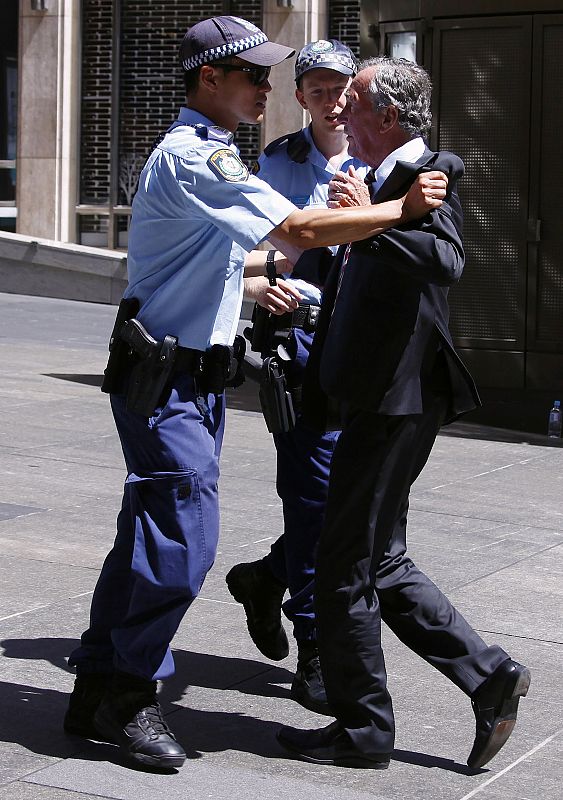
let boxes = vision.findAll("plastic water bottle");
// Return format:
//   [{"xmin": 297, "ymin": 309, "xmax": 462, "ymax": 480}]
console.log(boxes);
[{"xmin": 547, "ymin": 400, "xmax": 562, "ymax": 438}]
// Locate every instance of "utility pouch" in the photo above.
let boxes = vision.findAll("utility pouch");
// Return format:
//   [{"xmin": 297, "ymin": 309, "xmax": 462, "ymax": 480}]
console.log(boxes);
[
  {"xmin": 121, "ymin": 319, "xmax": 178, "ymax": 416},
  {"xmin": 101, "ymin": 297, "xmax": 140, "ymax": 395},
  {"xmin": 259, "ymin": 355, "xmax": 296, "ymax": 434},
  {"xmin": 226, "ymin": 334, "xmax": 246, "ymax": 389},
  {"xmin": 198, "ymin": 335, "xmax": 247, "ymax": 394}
]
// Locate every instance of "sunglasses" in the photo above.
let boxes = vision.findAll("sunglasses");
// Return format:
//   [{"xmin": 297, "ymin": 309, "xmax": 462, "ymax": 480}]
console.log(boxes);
[{"xmin": 213, "ymin": 63, "xmax": 271, "ymax": 86}]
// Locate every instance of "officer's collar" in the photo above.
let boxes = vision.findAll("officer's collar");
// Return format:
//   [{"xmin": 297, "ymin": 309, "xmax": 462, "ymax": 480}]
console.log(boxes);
[
  {"xmin": 304, "ymin": 124, "xmax": 343, "ymax": 174},
  {"xmin": 177, "ymin": 106, "xmax": 234, "ymax": 146}
]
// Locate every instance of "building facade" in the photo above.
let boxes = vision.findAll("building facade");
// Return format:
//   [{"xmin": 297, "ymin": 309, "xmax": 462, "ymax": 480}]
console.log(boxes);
[{"xmin": 1, "ymin": 0, "xmax": 563, "ymax": 419}]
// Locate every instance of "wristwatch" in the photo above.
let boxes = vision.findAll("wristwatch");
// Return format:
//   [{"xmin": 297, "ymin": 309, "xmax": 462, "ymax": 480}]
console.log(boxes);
[{"xmin": 265, "ymin": 249, "xmax": 278, "ymax": 286}]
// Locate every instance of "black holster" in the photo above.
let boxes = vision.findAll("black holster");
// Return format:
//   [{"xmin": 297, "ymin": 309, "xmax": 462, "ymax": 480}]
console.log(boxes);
[
  {"xmin": 122, "ymin": 319, "xmax": 178, "ymax": 416},
  {"xmin": 101, "ymin": 297, "xmax": 140, "ymax": 395},
  {"xmin": 102, "ymin": 300, "xmax": 246, "ymax": 415},
  {"xmin": 259, "ymin": 355, "xmax": 296, "ymax": 434}
]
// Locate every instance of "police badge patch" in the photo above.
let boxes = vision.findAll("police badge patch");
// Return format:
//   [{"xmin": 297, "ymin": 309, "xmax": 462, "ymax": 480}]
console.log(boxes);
[
  {"xmin": 207, "ymin": 149, "xmax": 249, "ymax": 182},
  {"xmin": 311, "ymin": 40, "xmax": 334, "ymax": 52}
]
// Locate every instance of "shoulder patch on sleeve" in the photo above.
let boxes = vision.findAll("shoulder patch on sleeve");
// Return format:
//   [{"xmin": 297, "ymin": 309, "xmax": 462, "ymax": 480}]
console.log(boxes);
[
  {"xmin": 207, "ymin": 149, "xmax": 249, "ymax": 182},
  {"xmin": 250, "ymin": 160, "xmax": 260, "ymax": 175}
]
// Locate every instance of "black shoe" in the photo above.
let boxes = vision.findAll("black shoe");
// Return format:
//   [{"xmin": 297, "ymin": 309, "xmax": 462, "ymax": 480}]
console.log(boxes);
[
  {"xmin": 277, "ymin": 720, "xmax": 391, "ymax": 769},
  {"xmin": 226, "ymin": 559, "xmax": 289, "ymax": 661},
  {"xmin": 467, "ymin": 658, "xmax": 531, "ymax": 769},
  {"xmin": 290, "ymin": 643, "xmax": 331, "ymax": 716},
  {"xmin": 94, "ymin": 672, "xmax": 186, "ymax": 769},
  {"xmin": 64, "ymin": 672, "xmax": 113, "ymax": 739}
]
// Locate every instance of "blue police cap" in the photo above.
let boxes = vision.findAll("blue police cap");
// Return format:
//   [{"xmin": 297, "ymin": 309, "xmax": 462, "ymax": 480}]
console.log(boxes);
[
  {"xmin": 295, "ymin": 39, "xmax": 357, "ymax": 83},
  {"xmin": 180, "ymin": 16, "xmax": 294, "ymax": 72}
]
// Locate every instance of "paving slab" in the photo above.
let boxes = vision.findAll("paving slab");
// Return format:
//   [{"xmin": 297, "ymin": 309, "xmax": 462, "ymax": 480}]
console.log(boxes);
[{"xmin": 0, "ymin": 293, "xmax": 562, "ymax": 800}]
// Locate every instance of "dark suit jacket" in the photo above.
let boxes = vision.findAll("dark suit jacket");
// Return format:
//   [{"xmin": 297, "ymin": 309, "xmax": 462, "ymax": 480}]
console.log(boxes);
[{"xmin": 302, "ymin": 148, "xmax": 480, "ymax": 430}]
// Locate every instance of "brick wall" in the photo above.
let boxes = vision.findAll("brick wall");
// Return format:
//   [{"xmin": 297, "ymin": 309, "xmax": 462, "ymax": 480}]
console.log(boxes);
[
  {"xmin": 80, "ymin": 0, "xmax": 263, "ymax": 222},
  {"xmin": 329, "ymin": 0, "xmax": 361, "ymax": 55},
  {"xmin": 80, "ymin": 0, "xmax": 112, "ymax": 204}
]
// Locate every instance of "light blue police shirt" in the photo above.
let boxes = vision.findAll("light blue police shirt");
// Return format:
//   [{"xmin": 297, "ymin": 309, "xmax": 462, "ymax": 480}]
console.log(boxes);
[
  {"xmin": 257, "ymin": 125, "xmax": 368, "ymax": 304},
  {"xmin": 126, "ymin": 107, "xmax": 296, "ymax": 350}
]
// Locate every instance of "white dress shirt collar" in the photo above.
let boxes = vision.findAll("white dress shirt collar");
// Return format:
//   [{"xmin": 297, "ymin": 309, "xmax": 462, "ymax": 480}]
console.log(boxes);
[{"xmin": 372, "ymin": 136, "xmax": 426, "ymax": 189}]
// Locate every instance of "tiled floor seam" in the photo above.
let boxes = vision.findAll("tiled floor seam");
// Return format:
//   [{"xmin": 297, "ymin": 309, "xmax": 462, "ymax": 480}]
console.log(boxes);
[
  {"xmin": 448, "ymin": 539, "xmax": 563, "ymax": 592},
  {"xmin": 456, "ymin": 726, "xmax": 563, "ymax": 800}
]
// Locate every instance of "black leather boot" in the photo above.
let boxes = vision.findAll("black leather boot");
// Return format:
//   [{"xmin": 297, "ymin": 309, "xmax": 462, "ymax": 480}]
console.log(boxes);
[
  {"xmin": 94, "ymin": 671, "xmax": 186, "ymax": 769},
  {"xmin": 64, "ymin": 672, "xmax": 113, "ymax": 739},
  {"xmin": 290, "ymin": 641, "xmax": 331, "ymax": 716},
  {"xmin": 226, "ymin": 558, "xmax": 289, "ymax": 660}
]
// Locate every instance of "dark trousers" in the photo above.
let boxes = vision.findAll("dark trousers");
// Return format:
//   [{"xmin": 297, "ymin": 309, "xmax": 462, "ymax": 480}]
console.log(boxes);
[
  {"xmin": 69, "ymin": 372, "xmax": 224, "ymax": 681},
  {"xmin": 315, "ymin": 389, "xmax": 508, "ymax": 756}
]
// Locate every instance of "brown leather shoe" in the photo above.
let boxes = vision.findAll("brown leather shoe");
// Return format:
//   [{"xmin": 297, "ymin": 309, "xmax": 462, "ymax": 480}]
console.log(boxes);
[
  {"xmin": 467, "ymin": 658, "xmax": 531, "ymax": 769},
  {"xmin": 277, "ymin": 720, "xmax": 391, "ymax": 768}
]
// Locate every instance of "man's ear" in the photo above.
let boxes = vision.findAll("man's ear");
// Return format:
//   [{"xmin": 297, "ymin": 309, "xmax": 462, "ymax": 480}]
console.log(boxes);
[
  {"xmin": 380, "ymin": 104, "xmax": 399, "ymax": 133},
  {"xmin": 199, "ymin": 64, "xmax": 220, "ymax": 93},
  {"xmin": 295, "ymin": 87, "xmax": 308, "ymax": 111}
]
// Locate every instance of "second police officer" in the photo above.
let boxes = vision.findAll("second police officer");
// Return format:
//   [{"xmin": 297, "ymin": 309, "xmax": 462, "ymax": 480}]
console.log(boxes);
[{"xmin": 226, "ymin": 40, "xmax": 368, "ymax": 715}]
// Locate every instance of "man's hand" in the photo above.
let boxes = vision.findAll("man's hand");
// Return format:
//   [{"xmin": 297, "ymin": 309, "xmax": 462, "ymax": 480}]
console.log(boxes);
[
  {"xmin": 327, "ymin": 165, "xmax": 371, "ymax": 208},
  {"xmin": 244, "ymin": 276, "xmax": 303, "ymax": 315},
  {"xmin": 402, "ymin": 171, "xmax": 448, "ymax": 221}
]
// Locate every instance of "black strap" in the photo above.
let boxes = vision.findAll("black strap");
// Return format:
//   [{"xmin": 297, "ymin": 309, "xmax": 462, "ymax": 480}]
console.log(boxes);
[
  {"xmin": 266, "ymin": 250, "xmax": 278, "ymax": 285},
  {"xmin": 263, "ymin": 129, "xmax": 311, "ymax": 164}
]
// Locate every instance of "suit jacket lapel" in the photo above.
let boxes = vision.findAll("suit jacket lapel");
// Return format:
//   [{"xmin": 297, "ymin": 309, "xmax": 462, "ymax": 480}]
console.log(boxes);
[{"xmin": 372, "ymin": 149, "xmax": 435, "ymax": 203}]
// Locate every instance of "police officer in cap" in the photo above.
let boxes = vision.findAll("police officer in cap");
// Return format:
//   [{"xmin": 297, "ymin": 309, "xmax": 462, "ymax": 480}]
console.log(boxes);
[
  {"xmin": 226, "ymin": 40, "xmax": 368, "ymax": 716},
  {"xmin": 63, "ymin": 16, "xmax": 447, "ymax": 770}
]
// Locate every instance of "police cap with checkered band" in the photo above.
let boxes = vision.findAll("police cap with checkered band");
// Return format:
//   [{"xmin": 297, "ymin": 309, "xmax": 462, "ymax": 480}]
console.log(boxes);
[
  {"xmin": 180, "ymin": 15, "xmax": 294, "ymax": 72},
  {"xmin": 294, "ymin": 39, "xmax": 357, "ymax": 83}
]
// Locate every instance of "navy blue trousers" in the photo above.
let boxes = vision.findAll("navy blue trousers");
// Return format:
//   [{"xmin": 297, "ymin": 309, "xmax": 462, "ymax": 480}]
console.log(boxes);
[
  {"xmin": 315, "ymin": 390, "xmax": 509, "ymax": 755},
  {"xmin": 264, "ymin": 329, "xmax": 338, "ymax": 641},
  {"xmin": 69, "ymin": 372, "xmax": 224, "ymax": 681}
]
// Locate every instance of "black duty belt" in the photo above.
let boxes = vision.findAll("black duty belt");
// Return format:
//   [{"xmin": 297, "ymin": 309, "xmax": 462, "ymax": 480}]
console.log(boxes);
[
  {"xmin": 273, "ymin": 303, "xmax": 320, "ymax": 333},
  {"xmin": 174, "ymin": 346, "xmax": 204, "ymax": 373}
]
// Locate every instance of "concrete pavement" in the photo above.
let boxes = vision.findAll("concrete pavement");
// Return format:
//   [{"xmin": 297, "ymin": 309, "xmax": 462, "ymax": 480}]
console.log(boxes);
[{"xmin": 0, "ymin": 291, "xmax": 561, "ymax": 800}]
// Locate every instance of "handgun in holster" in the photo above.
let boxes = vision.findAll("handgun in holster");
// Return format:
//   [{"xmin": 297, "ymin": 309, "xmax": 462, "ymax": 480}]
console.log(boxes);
[
  {"xmin": 259, "ymin": 355, "xmax": 296, "ymax": 434},
  {"xmin": 244, "ymin": 303, "xmax": 292, "ymax": 359},
  {"xmin": 101, "ymin": 297, "xmax": 140, "ymax": 395},
  {"xmin": 120, "ymin": 319, "xmax": 178, "ymax": 416}
]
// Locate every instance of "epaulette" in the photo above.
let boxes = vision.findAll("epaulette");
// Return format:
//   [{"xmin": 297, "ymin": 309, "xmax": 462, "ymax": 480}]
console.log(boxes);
[
  {"xmin": 194, "ymin": 123, "xmax": 234, "ymax": 145},
  {"xmin": 263, "ymin": 129, "xmax": 310, "ymax": 164}
]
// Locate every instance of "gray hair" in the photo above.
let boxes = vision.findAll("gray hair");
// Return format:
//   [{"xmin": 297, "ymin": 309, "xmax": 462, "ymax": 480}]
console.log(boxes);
[{"xmin": 359, "ymin": 57, "xmax": 432, "ymax": 138}]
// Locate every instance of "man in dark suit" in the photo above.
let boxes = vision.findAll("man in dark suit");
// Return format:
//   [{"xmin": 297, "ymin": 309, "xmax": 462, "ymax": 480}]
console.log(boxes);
[{"xmin": 277, "ymin": 57, "xmax": 531, "ymax": 771}]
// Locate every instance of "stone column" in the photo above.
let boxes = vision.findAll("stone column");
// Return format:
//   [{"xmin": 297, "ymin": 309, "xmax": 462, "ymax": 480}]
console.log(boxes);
[
  {"xmin": 262, "ymin": 0, "xmax": 328, "ymax": 148},
  {"xmin": 18, "ymin": 0, "xmax": 80, "ymax": 241}
]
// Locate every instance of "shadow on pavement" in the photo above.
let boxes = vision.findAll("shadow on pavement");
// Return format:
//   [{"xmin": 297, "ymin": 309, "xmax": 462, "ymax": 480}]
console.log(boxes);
[
  {"xmin": 440, "ymin": 420, "xmax": 563, "ymax": 447},
  {"xmin": 0, "ymin": 636, "xmax": 291, "ymax": 764},
  {"xmin": 0, "ymin": 637, "xmax": 488, "ymax": 775},
  {"xmin": 45, "ymin": 371, "xmax": 563, "ymax": 444},
  {"xmin": 44, "ymin": 369, "xmax": 263, "ymax": 413},
  {"xmin": 392, "ymin": 747, "xmax": 485, "ymax": 775}
]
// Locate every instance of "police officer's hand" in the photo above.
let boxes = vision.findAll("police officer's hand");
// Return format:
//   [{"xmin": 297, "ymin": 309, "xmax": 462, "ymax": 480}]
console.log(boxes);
[
  {"xmin": 402, "ymin": 171, "xmax": 448, "ymax": 221},
  {"xmin": 327, "ymin": 166, "xmax": 371, "ymax": 208},
  {"xmin": 244, "ymin": 276, "xmax": 303, "ymax": 315}
]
